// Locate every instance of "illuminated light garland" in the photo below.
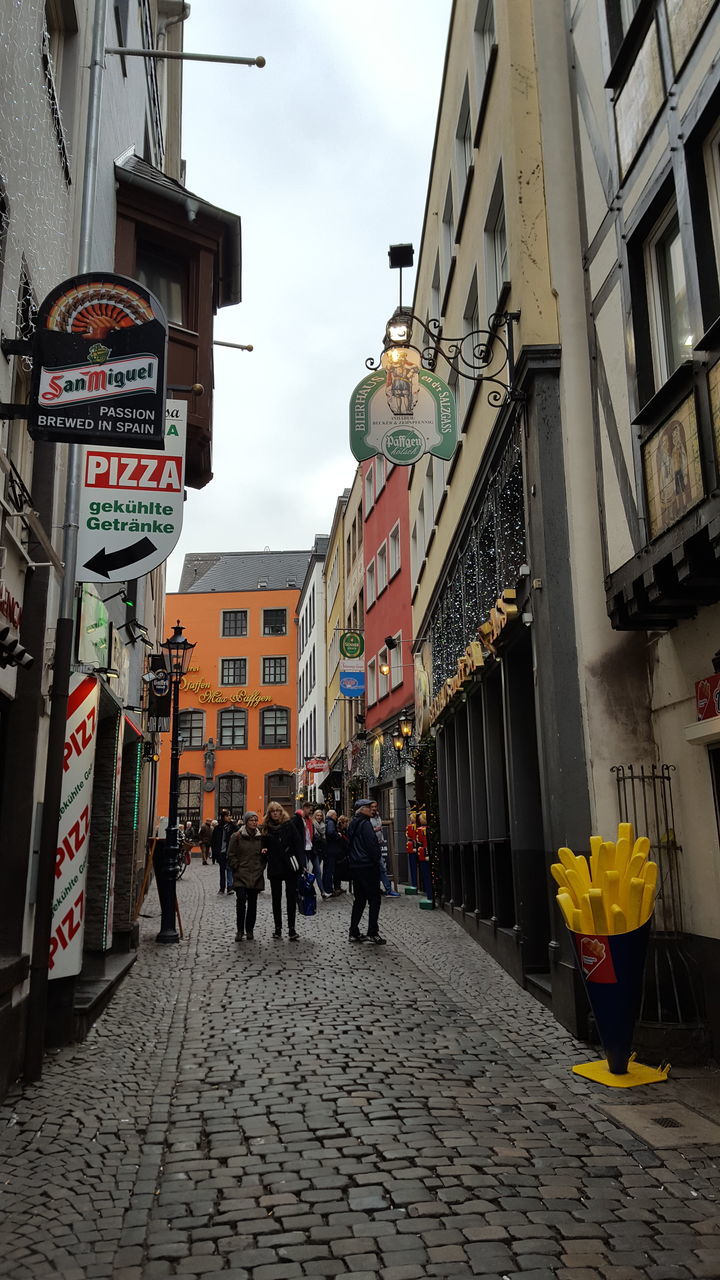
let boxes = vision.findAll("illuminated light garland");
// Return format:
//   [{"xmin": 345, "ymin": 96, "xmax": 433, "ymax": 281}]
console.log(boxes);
[{"xmin": 132, "ymin": 739, "xmax": 142, "ymax": 832}]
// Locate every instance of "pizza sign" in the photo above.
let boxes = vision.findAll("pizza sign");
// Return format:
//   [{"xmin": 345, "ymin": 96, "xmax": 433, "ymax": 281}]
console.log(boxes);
[{"xmin": 29, "ymin": 272, "xmax": 167, "ymax": 448}]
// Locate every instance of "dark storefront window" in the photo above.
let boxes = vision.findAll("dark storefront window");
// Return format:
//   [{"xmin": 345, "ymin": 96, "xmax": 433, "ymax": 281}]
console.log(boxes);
[
  {"xmin": 218, "ymin": 773, "xmax": 245, "ymax": 816},
  {"xmin": 179, "ymin": 775, "xmax": 202, "ymax": 824}
]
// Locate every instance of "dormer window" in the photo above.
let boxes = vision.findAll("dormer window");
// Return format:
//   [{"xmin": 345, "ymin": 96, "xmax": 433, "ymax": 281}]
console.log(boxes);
[{"xmin": 136, "ymin": 242, "xmax": 189, "ymax": 327}]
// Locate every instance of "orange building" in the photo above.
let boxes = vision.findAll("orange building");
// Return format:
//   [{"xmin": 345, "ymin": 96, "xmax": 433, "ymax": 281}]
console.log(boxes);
[{"xmin": 157, "ymin": 550, "xmax": 312, "ymax": 824}]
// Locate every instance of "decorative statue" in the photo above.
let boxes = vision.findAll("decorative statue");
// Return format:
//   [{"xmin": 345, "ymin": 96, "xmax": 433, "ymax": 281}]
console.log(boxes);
[{"xmin": 203, "ymin": 738, "xmax": 216, "ymax": 791}]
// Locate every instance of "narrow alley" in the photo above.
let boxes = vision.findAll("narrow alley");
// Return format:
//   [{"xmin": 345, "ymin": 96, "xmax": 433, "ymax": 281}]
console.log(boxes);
[{"xmin": 1, "ymin": 865, "xmax": 719, "ymax": 1280}]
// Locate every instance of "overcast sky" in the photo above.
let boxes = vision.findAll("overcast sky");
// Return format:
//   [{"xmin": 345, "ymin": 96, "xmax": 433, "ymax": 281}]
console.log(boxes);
[{"xmin": 166, "ymin": 0, "xmax": 451, "ymax": 590}]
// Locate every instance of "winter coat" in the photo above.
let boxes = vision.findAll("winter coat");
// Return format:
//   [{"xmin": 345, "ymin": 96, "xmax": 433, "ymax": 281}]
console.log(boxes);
[
  {"xmin": 198, "ymin": 821, "xmax": 212, "ymax": 844},
  {"xmin": 262, "ymin": 819, "xmax": 303, "ymax": 879},
  {"xmin": 325, "ymin": 816, "xmax": 343, "ymax": 855},
  {"xmin": 347, "ymin": 813, "xmax": 382, "ymax": 868},
  {"xmin": 211, "ymin": 818, "xmax": 237, "ymax": 859},
  {"xmin": 312, "ymin": 818, "xmax": 327, "ymax": 854},
  {"xmin": 227, "ymin": 825, "xmax": 265, "ymax": 891}
]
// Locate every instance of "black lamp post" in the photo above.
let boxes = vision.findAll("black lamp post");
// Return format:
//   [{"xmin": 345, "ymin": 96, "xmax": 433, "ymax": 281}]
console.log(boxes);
[{"xmin": 156, "ymin": 620, "xmax": 195, "ymax": 944}]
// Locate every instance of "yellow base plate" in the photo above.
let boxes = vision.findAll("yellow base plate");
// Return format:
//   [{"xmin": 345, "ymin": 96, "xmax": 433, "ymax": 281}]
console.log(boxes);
[{"xmin": 572, "ymin": 1057, "xmax": 670, "ymax": 1088}]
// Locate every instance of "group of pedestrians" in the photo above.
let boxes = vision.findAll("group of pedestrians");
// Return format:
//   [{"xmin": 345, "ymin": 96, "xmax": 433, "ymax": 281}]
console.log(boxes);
[{"xmin": 199, "ymin": 797, "xmax": 400, "ymax": 944}]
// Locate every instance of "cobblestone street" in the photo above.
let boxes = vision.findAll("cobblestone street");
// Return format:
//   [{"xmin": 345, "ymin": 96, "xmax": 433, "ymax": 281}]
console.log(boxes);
[{"xmin": 1, "ymin": 863, "xmax": 719, "ymax": 1280}]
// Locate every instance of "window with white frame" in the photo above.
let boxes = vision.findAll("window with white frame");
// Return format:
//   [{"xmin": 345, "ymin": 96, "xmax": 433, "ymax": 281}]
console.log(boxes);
[
  {"xmin": 364, "ymin": 465, "xmax": 374, "ymax": 516},
  {"xmin": 378, "ymin": 646, "xmax": 389, "ymax": 699},
  {"xmin": 377, "ymin": 542, "xmax": 388, "ymax": 594},
  {"xmin": 474, "ymin": 0, "xmax": 496, "ymax": 99},
  {"xmin": 327, "ymin": 549, "xmax": 339, "ymax": 606},
  {"xmin": 645, "ymin": 203, "xmax": 694, "ymax": 385},
  {"xmin": 390, "ymin": 634, "xmax": 403, "ymax": 689},
  {"xmin": 431, "ymin": 254, "xmax": 441, "ymax": 324},
  {"xmin": 456, "ymin": 82, "xmax": 473, "ymax": 190},
  {"xmin": 374, "ymin": 455, "xmax": 386, "ymax": 495},
  {"xmin": 366, "ymin": 560, "xmax": 376, "ymax": 608},
  {"xmin": 389, "ymin": 522, "xmax": 401, "ymax": 577},
  {"xmin": 441, "ymin": 179, "xmax": 455, "ymax": 293},
  {"xmin": 485, "ymin": 167, "xmax": 508, "ymax": 311},
  {"xmin": 367, "ymin": 657, "xmax": 377, "ymax": 706},
  {"xmin": 410, "ymin": 521, "xmax": 419, "ymax": 583}
]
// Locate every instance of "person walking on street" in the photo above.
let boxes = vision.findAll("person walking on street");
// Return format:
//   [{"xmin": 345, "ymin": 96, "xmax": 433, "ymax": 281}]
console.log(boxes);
[
  {"xmin": 227, "ymin": 811, "xmax": 264, "ymax": 940},
  {"xmin": 347, "ymin": 798, "xmax": 386, "ymax": 944},
  {"xmin": 211, "ymin": 809, "xmax": 237, "ymax": 893},
  {"xmin": 262, "ymin": 802, "xmax": 303, "ymax": 940},
  {"xmin": 291, "ymin": 801, "xmax": 315, "ymax": 871},
  {"xmin": 369, "ymin": 800, "xmax": 399, "ymax": 897},
  {"xmin": 312, "ymin": 807, "xmax": 329, "ymax": 898},
  {"xmin": 324, "ymin": 809, "xmax": 342, "ymax": 896},
  {"xmin": 198, "ymin": 818, "xmax": 212, "ymax": 866}
]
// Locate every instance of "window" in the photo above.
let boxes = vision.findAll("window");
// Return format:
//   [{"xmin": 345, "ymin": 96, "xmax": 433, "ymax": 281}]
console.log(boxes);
[
  {"xmin": 456, "ymin": 83, "xmax": 473, "ymax": 188},
  {"xmin": 366, "ymin": 560, "xmax": 376, "ymax": 608},
  {"xmin": 220, "ymin": 658, "xmax": 247, "ymax": 686},
  {"xmin": 263, "ymin": 608, "xmax": 287, "ymax": 636},
  {"xmin": 364, "ymin": 466, "xmax": 374, "ymax": 516},
  {"xmin": 0, "ymin": 186, "xmax": 8, "ymax": 308},
  {"xmin": 645, "ymin": 206, "xmax": 694, "ymax": 384},
  {"xmin": 261, "ymin": 707, "xmax": 290, "ymax": 748},
  {"xmin": 222, "ymin": 609, "xmax": 248, "ymax": 637},
  {"xmin": 474, "ymin": 0, "xmax": 496, "ymax": 94},
  {"xmin": 389, "ymin": 523, "xmax": 401, "ymax": 577},
  {"xmin": 218, "ymin": 708, "xmax": 247, "ymax": 747},
  {"xmin": 178, "ymin": 776, "xmax": 202, "ymax": 824},
  {"xmin": 375, "ymin": 455, "xmax": 386, "ymax": 496},
  {"xmin": 136, "ymin": 243, "xmax": 188, "ymax": 327},
  {"xmin": 430, "ymin": 255, "xmax": 441, "ymax": 326},
  {"xmin": 263, "ymin": 656, "xmax": 287, "ymax": 684},
  {"xmin": 485, "ymin": 168, "xmax": 508, "ymax": 310},
  {"xmin": 327, "ymin": 549, "xmax": 340, "ymax": 606},
  {"xmin": 378, "ymin": 646, "xmax": 389, "ymax": 699},
  {"xmin": 377, "ymin": 542, "xmax": 388, "ymax": 594},
  {"xmin": 43, "ymin": 0, "xmax": 74, "ymax": 183},
  {"xmin": 441, "ymin": 179, "xmax": 455, "ymax": 295},
  {"xmin": 178, "ymin": 710, "xmax": 204, "ymax": 748},
  {"xmin": 390, "ymin": 634, "xmax": 404, "ymax": 690},
  {"xmin": 218, "ymin": 773, "xmax": 245, "ymax": 816},
  {"xmin": 367, "ymin": 657, "xmax": 377, "ymax": 706}
]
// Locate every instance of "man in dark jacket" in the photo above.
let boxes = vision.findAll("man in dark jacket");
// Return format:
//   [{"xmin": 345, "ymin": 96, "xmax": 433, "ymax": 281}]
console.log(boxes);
[
  {"xmin": 347, "ymin": 798, "xmax": 386, "ymax": 944},
  {"xmin": 211, "ymin": 809, "xmax": 238, "ymax": 893}
]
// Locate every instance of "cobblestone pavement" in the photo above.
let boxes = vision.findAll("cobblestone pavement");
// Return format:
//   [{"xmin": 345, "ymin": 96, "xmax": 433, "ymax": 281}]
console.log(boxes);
[{"xmin": 1, "ymin": 863, "xmax": 720, "ymax": 1280}]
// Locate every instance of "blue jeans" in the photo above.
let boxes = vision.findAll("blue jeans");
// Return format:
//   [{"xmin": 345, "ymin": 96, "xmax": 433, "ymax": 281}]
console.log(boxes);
[
  {"xmin": 379, "ymin": 856, "xmax": 393, "ymax": 894},
  {"xmin": 218, "ymin": 853, "xmax": 233, "ymax": 891},
  {"xmin": 310, "ymin": 852, "xmax": 323, "ymax": 890},
  {"xmin": 322, "ymin": 853, "xmax": 335, "ymax": 895}
]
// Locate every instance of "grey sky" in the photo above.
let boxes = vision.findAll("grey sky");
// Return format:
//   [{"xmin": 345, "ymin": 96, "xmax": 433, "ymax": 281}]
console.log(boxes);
[{"xmin": 167, "ymin": 0, "xmax": 451, "ymax": 590}]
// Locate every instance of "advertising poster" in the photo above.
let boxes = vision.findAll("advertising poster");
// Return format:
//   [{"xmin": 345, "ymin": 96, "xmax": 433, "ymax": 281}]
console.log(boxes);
[{"xmin": 49, "ymin": 673, "xmax": 100, "ymax": 979}]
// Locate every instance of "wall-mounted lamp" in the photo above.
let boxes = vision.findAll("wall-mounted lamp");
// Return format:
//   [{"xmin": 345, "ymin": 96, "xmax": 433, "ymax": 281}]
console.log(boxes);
[
  {"xmin": 101, "ymin": 589, "xmax": 133, "ymax": 607},
  {"xmin": 120, "ymin": 618, "xmax": 153, "ymax": 647},
  {"xmin": 96, "ymin": 665, "xmax": 119, "ymax": 680}
]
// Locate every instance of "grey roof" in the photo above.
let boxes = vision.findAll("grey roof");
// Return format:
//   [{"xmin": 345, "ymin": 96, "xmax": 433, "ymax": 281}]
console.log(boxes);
[
  {"xmin": 115, "ymin": 152, "xmax": 242, "ymax": 307},
  {"xmin": 179, "ymin": 550, "xmax": 313, "ymax": 594}
]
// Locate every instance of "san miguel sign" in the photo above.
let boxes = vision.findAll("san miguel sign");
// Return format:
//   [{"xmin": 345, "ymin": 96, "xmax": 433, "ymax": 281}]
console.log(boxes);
[
  {"xmin": 349, "ymin": 346, "xmax": 457, "ymax": 466},
  {"xmin": 29, "ymin": 273, "xmax": 167, "ymax": 448}
]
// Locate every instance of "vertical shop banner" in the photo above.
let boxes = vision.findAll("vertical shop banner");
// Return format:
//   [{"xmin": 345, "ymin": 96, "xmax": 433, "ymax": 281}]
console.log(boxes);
[{"xmin": 49, "ymin": 673, "xmax": 100, "ymax": 979}]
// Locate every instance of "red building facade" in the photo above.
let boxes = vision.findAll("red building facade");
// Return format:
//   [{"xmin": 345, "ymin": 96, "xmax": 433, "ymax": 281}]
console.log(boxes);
[{"xmin": 362, "ymin": 457, "xmax": 414, "ymax": 872}]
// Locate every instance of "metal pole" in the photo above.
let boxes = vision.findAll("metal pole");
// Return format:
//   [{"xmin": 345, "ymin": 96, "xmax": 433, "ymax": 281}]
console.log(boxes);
[
  {"xmin": 157, "ymin": 673, "xmax": 180, "ymax": 943},
  {"xmin": 24, "ymin": 0, "xmax": 110, "ymax": 1081},
  {"xmin": 105, "ymin": 49, "xmax": 265, "ymax": 67}
]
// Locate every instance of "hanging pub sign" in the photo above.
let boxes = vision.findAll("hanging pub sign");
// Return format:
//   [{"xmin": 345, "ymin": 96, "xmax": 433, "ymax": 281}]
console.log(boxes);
[
  {"xmin": 349, "ymin": 346, "xmax": 457, "ymax": 466},
  {"xmin": 29, "ymin": 272, "xmax": 167, "ymax": 448},
  {"xmin": 147, "ymin": 654, "xmax": 172, "ymax": 733}
]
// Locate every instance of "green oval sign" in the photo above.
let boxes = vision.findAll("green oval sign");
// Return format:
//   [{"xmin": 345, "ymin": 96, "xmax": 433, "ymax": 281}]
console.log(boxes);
[
  {"xmin": 383, "ymin": 427, "xmax": 425, "ymax": 464},
  {"xmin": 339, "ymin": 630, "xmax": 364, "ymax": 659}
]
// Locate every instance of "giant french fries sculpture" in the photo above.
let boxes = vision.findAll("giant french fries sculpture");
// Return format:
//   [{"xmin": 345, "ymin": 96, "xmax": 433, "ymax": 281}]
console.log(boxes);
[
  {"xmin": 551, "ymin": 823, "xmax": 657, "ymax": 935},
  {"xmin": 552, "ymin": 823, "xmax": 669, "ymax": 1088}
]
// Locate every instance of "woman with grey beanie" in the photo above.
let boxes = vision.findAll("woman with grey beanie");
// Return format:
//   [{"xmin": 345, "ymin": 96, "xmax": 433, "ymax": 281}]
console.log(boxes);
[{"xmin": 227, "ymin": 811, "xmax": 265, "ymax": 940}]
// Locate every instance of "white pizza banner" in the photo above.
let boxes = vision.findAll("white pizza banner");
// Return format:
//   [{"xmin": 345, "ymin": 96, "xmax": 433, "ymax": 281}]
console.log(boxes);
[
  {"xmin": 49, "ymin": 673, "xmax": 100, "ymax": 979},
  {"xmin": 77, "ymin": 399, "xmax": 187, "ymax": 582}
]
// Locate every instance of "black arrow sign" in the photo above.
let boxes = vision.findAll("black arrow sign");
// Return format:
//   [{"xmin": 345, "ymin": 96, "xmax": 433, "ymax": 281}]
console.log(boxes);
[{"xmin": 82, "ymin": 537, "xmax": 158, "ymax": 578}]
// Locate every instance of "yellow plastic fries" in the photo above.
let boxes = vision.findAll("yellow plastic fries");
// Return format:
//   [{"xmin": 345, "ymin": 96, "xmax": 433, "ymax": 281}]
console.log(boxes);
[{"xmin": 552, "ymin": 824, "xmax": 658, "ymax": 935}]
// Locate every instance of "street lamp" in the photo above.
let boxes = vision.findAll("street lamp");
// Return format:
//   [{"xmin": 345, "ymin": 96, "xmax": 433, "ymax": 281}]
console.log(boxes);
[{"xmin": 156, "ymin": 621, "xmax": 195, "ymax": 944}]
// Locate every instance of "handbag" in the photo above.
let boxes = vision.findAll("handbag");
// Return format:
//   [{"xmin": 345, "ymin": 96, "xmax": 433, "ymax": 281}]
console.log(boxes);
[{"xmin": 296, "ymin": 870, "xmax": 317, "ymax": 916}]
